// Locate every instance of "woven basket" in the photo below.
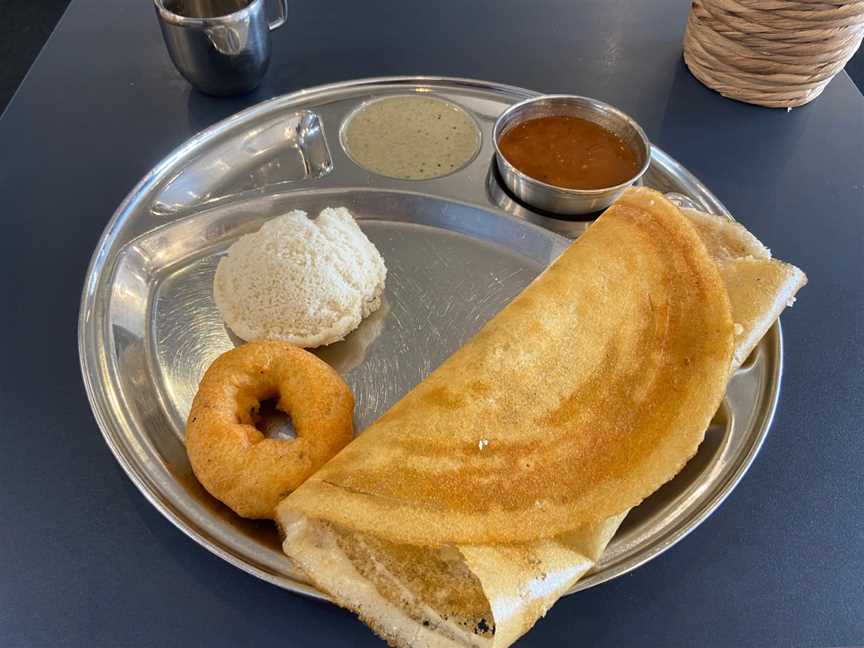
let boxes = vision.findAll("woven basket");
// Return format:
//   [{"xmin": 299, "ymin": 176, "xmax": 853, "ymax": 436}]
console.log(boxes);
[{"xmin": 683, "ymin": 0, "xmax": 864, "ymax": 108}]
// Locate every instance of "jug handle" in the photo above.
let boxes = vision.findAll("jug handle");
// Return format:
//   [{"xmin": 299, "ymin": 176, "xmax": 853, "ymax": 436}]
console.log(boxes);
[{"xmin": 268, "ymin": 0, "xmax": 287, "ymax": 30}]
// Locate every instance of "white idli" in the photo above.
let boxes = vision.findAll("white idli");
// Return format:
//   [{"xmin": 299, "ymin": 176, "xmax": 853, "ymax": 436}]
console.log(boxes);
[{"xmin": 213, "ymin": 207, "xmax": 386, "ymax": 348}]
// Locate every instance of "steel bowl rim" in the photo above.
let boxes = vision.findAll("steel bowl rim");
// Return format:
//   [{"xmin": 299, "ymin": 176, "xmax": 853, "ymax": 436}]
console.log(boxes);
[{"xmin": 492, "ymin": 94, "xmax": 652, "ymax": 196}]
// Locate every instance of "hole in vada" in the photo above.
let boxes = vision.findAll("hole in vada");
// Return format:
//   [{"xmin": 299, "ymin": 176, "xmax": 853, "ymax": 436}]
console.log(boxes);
[{"xmin": 253, "ymin": 397, "xmax": 297, "ymax": 440}]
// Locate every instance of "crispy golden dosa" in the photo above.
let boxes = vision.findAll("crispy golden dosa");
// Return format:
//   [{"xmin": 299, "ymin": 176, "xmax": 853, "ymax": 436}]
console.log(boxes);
[
  {"xmin": 277, "ymin": 188, "xmax": 806, "ymax": 648},
  {"xmin": 279, "ymin": 188, "xmax": 734, "ymax": 546}
]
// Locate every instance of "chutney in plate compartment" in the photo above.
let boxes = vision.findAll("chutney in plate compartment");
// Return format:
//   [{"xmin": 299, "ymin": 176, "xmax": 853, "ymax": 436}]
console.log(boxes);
[{"xmin": 341, "ymin": 95, "xmax": 481, "ymax": 180}]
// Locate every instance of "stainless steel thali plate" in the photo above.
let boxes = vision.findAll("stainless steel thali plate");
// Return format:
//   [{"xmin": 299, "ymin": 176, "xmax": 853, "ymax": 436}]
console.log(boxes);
[{"xmin": 79, "ymin": 77, "xmax": 781, "ymax": 599}]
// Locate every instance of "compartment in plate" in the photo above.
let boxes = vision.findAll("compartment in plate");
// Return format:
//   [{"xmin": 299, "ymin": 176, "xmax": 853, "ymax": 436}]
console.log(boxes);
[
  {"xmin": 102, "ymin": 190, "xmax": 569, "ymax": 583},
  {"xmin": 151, "ymin": 111, "xmax": 333, "ymax": 216},
  {"xmin": 104, "ymin": 186, "xmax": 774, "ymax": 595},
  {"xmin": 339, "ymin": 95, "xmax": 482, "ymax": 180}
]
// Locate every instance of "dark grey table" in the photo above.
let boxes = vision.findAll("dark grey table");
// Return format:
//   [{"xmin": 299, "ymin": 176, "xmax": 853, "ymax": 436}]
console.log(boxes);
[{"xmin": 2, "ymin": 1, "xmax": 862, "ymax": 646}]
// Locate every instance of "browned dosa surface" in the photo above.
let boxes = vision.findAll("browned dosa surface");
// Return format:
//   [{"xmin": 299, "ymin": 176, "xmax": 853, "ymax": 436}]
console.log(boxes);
[
  {"xmin": 279, "ymin": 188, "xmax": 734, "ymax": 547},
  {"xmin": 277, "ymin": 188, "xmax": 806, "ymax": 648}
]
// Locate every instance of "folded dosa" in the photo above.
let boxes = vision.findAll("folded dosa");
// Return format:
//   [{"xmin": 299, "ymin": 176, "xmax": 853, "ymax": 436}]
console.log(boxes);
[
  {"xmin": 681, "ymin": 207, "xmax": 806, "ymax": 370},
  {"xmin": 277, "ymin": 188, "xmax": 806, "ymax": 647}
]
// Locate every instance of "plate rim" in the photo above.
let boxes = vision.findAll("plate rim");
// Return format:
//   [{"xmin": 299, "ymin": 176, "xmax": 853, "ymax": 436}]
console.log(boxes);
[{"xmin": 78, "ymin": 75, "xmax": 782, "ymax": 601}]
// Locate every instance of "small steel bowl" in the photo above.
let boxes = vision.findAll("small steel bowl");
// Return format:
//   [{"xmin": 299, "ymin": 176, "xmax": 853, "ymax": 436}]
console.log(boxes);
[{"xmin": 493, "ymin": 95, "xmax": 651, "ymax": 215}]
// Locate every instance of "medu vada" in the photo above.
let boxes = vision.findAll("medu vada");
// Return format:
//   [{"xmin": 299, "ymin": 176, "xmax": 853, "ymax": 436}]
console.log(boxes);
[{"xmin": 186, "ymin": 339, "xmax": 354, "ymax": 519}]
